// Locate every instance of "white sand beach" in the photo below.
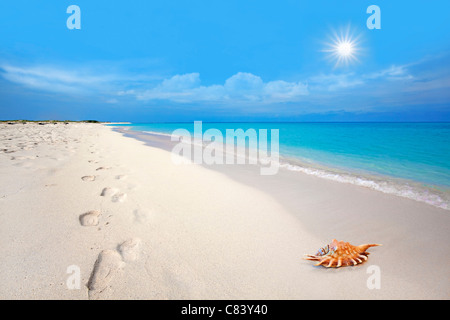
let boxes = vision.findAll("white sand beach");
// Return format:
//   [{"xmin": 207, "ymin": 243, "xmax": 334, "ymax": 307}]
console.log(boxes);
[{"xmin": 0, "ymin": 122, "xmax": 448, "ymax": 300}]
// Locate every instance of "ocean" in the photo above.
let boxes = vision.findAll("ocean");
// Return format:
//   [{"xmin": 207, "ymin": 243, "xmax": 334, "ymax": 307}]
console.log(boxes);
[{"xmin": 110, "ymin": 122, "xmax": 450, "ymax": 210}]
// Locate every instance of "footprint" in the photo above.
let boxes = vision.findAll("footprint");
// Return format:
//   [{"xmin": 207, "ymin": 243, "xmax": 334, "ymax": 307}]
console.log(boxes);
[
  {"xmin": 13, "ymin": 161, "xmax": 33, "ymax": 168},
  {"xmin": 117, "ymin": 238, "xmax": 142, "ymax": 262},
  {"xmin": 100, "ymin": 187, "xmax": 118, "ymax": 197},
  {"xmin": 81, "ymin": 175, "xmax": 96, "ymax": 182},
  {"xmin": 87, "ymin": 250, "xmax": 125, "ymax": 293},
  {"xmin": 115, "ymin": 174, "xmax": 128, "ymax": 180},
  {"xmin": 96, "ymin": 166, "xmax": 111, "ymax": 171},
  {"xmin": 45, "ymin": 184, "xmax": 57, "ymax": 187},
  {"xmin": 112, "ymin": 192, "xmax": 127, "ymax": 203},
  {"xmin": 133, "ymin": 209, "xmax": 149, "ymax": 223},
  {"xmin": 79, "ymin": 210, "xmax": 101, "ymax": 226},
  {"xmin": 127, "ymin": 183, "xmax": 139, "ymax": 191},
  {"xmin": 11, "ymin": 155, "xmax": 36, "ymax": 160}
]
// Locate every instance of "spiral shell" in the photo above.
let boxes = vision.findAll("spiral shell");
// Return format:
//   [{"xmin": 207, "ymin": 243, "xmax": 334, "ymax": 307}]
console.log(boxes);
[{"xmin": 304, "ymin": 239, "xmax": 381, "ymax": 268}]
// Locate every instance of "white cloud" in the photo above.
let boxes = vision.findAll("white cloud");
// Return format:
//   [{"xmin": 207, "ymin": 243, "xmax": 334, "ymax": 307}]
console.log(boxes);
[
  {"xmin": 160, "ymin": 73, "xmax": 201, "ymax": 91},
  {"xmin": 263, "ymin": 80, "xmax": 309, "ymax": 101},
  {"xmin": 105, "ymin": 98, "xmax": 119, "ymax": 104},
  {"xmin": 364, "ymin": 65, "xmax": 413, "ymax": 81},
  {"xmin": 308, "ymin": 64, "xmax": 415, "ymax": 92},
  {"xmin": 2, "ymin": 57, "xmax": 444, "ymax": 108},
  {"xmin": 309, "ymin": 73, "xmax": 365, "ymax": 91},
  {"xmin": 123, "ymin": 71, "xmax": 309, "ymax": 103},
  {"xmin": 224, "ymin": 72, "xmax": 264, "ymax": 93},
  {"xmin": 132, "ymin": 73, "xmax": 203, "ymax": 101},
  {"xmin": 0, "ymin": 64, "xmax": 114, "ymax": 94}
]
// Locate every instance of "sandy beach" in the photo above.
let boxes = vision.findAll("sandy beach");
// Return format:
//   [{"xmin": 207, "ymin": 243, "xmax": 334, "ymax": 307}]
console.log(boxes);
[{"xmin": 0, "ymin": 122, "xmax": 448, "ymax": 300}]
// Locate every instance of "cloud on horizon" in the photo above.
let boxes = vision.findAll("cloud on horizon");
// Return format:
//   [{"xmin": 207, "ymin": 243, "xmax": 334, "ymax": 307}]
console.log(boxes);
[
  {"xmin": 119, "ymin": 72, "xmax": 309, "ymax": 103},
  {"xmin": 0, "ymin": 64, "xmax": 114, "ymax": 95},
  {"xmin": 1, "ymin": 53, "xmax": 449, "ymax": 113}
]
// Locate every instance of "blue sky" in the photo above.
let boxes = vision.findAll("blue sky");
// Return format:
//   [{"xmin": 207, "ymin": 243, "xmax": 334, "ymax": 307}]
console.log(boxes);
[{"xmin": 0, "ymin": 0, "xmax": 449, "ymax": 121}]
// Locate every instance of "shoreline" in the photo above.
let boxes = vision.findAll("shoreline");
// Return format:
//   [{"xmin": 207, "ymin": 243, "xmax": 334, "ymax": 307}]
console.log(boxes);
[
  {"xmin": 0, "ymin": 122, "xmax": 449, "ymax": 299},
  {"xmin": 113, "ymin": 126, "xmax": 450, "ymax": 211},
  {"xmin": 115, "ymin": 125, "xmax": 450, "ymax": 299}
]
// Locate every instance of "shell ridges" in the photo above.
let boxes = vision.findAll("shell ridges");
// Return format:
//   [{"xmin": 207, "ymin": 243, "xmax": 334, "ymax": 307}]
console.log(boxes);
[{"xmin": 304, "ymin": 239, "xmax": 381, "ymax": 268}]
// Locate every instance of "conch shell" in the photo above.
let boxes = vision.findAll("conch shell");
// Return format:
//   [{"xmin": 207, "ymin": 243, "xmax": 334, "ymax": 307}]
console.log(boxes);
[{"xmin": 304, "ymin": 239, "xmax": 381, "ymax": 268}]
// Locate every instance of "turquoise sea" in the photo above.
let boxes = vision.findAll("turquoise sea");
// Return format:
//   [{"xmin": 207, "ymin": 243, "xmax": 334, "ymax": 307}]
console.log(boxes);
[{"xmin": 111, "ymin": 122, "xmax": 450, "ymax": 210}]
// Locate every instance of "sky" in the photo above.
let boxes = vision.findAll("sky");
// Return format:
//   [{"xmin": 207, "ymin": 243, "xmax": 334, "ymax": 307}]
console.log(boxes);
[{"xmin": 0, "ymin": 0, "xmax": 449, "ymax": 122}]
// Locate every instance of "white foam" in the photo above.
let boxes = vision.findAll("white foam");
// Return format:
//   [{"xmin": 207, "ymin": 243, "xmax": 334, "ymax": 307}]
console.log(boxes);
[
  {"xmin": 143, "ymin": 131, "xmax": 176, "ymax": 138},
  {"xmin": 279, "ymin": 160, "xmax": 450, "ymax": 211},
  {"xmin": 136, "ymin": 128, "xmax": 450, "ymax": 211}
]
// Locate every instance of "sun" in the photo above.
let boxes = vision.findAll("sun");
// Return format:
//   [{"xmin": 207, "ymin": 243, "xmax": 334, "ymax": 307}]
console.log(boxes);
[
  {"xmin": 337, "ymin": 41, "xmax": 354, "ymax": 57},
  {"xmin": 323, "ymin": 26, "xmax": 361, "ymax": 68}
]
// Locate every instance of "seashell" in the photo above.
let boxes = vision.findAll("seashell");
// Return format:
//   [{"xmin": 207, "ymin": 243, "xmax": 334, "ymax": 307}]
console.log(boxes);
[{"xmin": 304, "ymin": 239, "xmax": 381, "ymax": 268}]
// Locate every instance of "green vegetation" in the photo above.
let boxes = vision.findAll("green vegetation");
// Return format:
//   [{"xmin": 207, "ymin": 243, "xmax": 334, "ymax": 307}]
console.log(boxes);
[{"xmin": 0, "ymin": 120, "xmax": 102, "ymax": 124}]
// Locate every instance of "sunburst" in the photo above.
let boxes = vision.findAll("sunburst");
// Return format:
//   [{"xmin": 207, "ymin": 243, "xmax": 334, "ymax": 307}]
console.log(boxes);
[{"xmin": 323, "ymin": 26, "xmax": 362, "ymax": 68}]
